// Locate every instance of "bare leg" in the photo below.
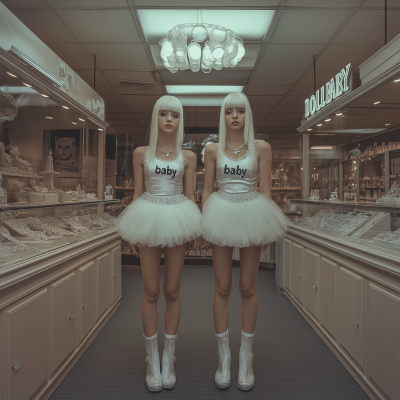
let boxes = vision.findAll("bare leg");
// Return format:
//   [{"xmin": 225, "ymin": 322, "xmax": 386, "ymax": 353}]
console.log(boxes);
[
  {"xmin": 239, "ymin": 246, "xmax": 262, "ymax": 334},
  {"xmin": 139, "ymin": 246, "xmax": 162, "ymax": 337},
  {"xmin": 212, "ymin": 244, "xmax": 233, "ymax": 334},
  {"xmin": 162, "ymin": 243, "xmax": 187, "ymax": 335}
]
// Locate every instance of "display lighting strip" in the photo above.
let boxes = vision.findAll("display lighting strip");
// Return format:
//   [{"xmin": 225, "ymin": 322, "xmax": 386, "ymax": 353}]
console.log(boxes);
[
  {"xmin": 9, "ymin": 46, "xmax": 63, "ymax": 88},
  {"xmin": 159, "ymin": 23, "xmax": 245, "ymax": 73}
]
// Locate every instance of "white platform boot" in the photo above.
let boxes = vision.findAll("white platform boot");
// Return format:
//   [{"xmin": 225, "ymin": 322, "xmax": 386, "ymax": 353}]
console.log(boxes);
[
  {"xmin": 237, "ymin": 330, "xmax": 255, "ymax": 390},
  {"xmin": 161, "ymin": 333, "xmax": 177, "ymax": 389},
  {"xmin": 143, "ymin": 332, "xmax": 163, "ymax": 392},
  {"xmin": 215, "ymin": 328, "xmax": 231, "ymax": 389}
]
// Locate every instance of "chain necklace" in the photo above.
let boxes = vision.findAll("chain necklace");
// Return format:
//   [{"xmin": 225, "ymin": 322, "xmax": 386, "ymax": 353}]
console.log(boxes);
[
  {"xmin": 227, "ymin": 138, "xmax": 245, "ymax": 155},
  {"xmin": 157, "ymin": 145, "xmax": 175, "ymax": 158}
]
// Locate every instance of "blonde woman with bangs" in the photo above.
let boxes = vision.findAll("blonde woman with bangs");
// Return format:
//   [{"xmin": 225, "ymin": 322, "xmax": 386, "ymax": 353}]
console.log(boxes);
[
  {"xmin": 201, "ymin": 93, "xmax": 290, "ymax": 391},
  {"xmin": 115, "ymin": 95, "xmax": 201, "ymax": 392}
]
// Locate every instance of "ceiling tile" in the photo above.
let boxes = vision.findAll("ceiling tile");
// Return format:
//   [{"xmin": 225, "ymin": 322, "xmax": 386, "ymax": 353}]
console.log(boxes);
[
  {"xmin": 272, "ymin": 105, "xmax": 304, "ymax": 113},
  {"xmin": 51, "ymin": 0, "xmax": 130, "ymax": 9},
  {"xmin": 196, "ymin": 107, "xmax": 221, "ymax": 114},
  {"xmin": 248, "ymin": 96, "xmax": 283, "ymax": 105},
  {"xmin": 57, "ymin": 9, "xmax": 142, "ymax": 42},
  {"xmin": 120, "ymin": 95, "xmax": 160, "ymax": 105},
  {"xmin": 102, "ymin": 70, "xmax": 157, "ymax": 85},
  {"xmin": 106, "ymin": 120, "xmax": 139, "ymax": 126},
  {"xmin": 278, "ymin": 96, "xmax": 305, "ymax": 106},
  {"xmin": 101, "ymin": 94, "xmax": 124, "ymax": 104},
  {"xmin": 126, "ymin": 105, "xmax": 155, "ymax": 113},
  {"xmin": 287, "ymin": 84, "xmax": 314, "ymax": 96},
  {"xmin": 105, "ymin": 104, "xmax": 129, "ymax": 112},
  {"xmin": 95, "ymin": 85, "xmax": 117, "ymax": 95},
  {"xmin": 296, "ymin": 69, "xmax": 339, "ymax": 86},
  {"xmin": 266, "ymin": 113, "xmax": 301, "ymax": 121},
  {"xmin": 316, "ymin": 44, "xmax": 382, "ymax": 71},
  {"xmin": 73, "ymin": 70, "xmax": 109, "ymax": 85},
  {"xmin": 117, "ymin": 86, "xmax": 164, "ymax": 96},
  {"xmin": 285, "ymin": 0, "xmax": 360, "ymax": 6},
  {"xmin": 10, "ymin": 10, "xmax": 78, "ymax": 42},
  {"xmin": 246, "ymin": 85, "xmax": 291, "ymax": 96},
  {"xmin": 257, "ymin": 120, "xmax": 290, "ymax": 127},
  {"xmin": 250, "ymin": 105, "xmax": 274, "ymax": 114},
  {"xmin": 84, "ymin": 43, "xmax": 153, "ymax": 70},
  {"xmin": 258, "ymin": 45, "xmax": 323, "ymax": 71},
  {"xmin": 158, "ymin": 70, "xmax": 252, "ymax": 86},
  {"xmin": 113, "ymin": 126, "xmax": 146, "ymax": 134},
  {"xmin": 105, "ymin": 112, "xmax": 135, "ymax": 119},
  {"xmin": 251, "ymin": 70, "xmax": 304, "ymax": 85},
  {"xmin": 270, "ymin": 9, "xmax": 352, "ymax": 44},
  {"xmin": 236, "ymin": 45, "xmax": 262, "ymax": 69},
  {"xmin": 133, "ymin": 113, "xmax": 152, "ymax": 121},
  {"xmin": 2, "ymin": 0, "xmax": 51, "ymax": 8},
  {"xmin": 133, "ymin": 0, "xmax": 280, "ymax": 6},
  {"xmin": 46, "ymin": 43, "xmax": 94, "ymax": 69}
]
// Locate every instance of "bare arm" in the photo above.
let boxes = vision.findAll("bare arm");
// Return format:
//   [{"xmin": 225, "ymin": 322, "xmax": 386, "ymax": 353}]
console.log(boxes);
[
  {"xmin": 131, "ymin": 146, "xmax": 146, "ymax": 203},
  {"xmin": 201, "ymin": 143, "xmax": 218, "ymax": 209},
  {"xmin": 182, "ymin": 150, "xmax": 197, "ymax": 204},
  {"xmin": 257, "ymin": 140, "xmax": 272, "ymax": 198}
]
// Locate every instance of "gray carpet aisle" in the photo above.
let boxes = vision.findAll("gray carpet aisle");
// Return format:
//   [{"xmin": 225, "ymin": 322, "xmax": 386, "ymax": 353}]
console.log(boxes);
[{"xmin": 50, "ymin": 265, "xmax": 368, "ymax": 400}]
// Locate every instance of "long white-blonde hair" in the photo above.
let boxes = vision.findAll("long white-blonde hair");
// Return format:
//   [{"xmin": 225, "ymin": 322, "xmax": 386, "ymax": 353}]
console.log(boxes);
[
  {"xmin": 218, "ymin": 92, "xmax": 256, "ymax": 161},
  {"xmin": 148, "ymin": 95, "xmax": 184, "ymax": 160}
]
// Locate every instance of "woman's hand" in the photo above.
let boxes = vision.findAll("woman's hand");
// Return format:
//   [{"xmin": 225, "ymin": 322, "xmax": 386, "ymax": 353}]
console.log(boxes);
[
  {"xmin": 130, "ymin": 243, "xmax": 139, "ymax": 256},
  {"xmin": 259, "ymin": 243, "xmax": 269, "ymax": 252}
]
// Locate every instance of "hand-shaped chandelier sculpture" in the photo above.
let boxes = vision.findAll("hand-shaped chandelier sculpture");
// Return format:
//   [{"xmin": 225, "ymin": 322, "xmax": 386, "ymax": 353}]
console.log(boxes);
[{"xmin": 159, "ymin": 23, "xmax": 245, "ymax": 73}]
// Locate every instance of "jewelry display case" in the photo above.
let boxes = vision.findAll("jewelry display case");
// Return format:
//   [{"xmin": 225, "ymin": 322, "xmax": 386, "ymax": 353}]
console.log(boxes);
[
  {"xmin": 288, "ymin": 199, "xmax": 400, "ymax": 253},
  {"xmin": 0, "ymin": 199, "xmax": 120, "ymax": 265}
]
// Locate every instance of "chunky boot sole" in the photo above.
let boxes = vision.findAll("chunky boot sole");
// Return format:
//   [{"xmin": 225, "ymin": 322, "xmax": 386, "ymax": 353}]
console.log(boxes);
[
  {"xmin": 216, "ymin": 381, "xmax": 231, "ymax": 389},
  {"xmin": 163, "ymin": 383, "xmax": 176, "ymax": 390},
  {"xmin": 146, "ymin": 383, "xmax": 163, "ymax": 392}
]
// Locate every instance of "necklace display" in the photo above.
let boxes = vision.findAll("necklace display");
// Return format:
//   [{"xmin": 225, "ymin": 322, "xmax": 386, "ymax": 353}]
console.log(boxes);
[
  {"xmin": 227, "ymin": 138, "xmax": 245, "ymax": 155},
  {"xmin": 157, "ymin": 145, "xmax": 175, "ymax": 158},
  {"xmin": 0, "ymin": 226, "xmax": 35, "ymax": 254}
]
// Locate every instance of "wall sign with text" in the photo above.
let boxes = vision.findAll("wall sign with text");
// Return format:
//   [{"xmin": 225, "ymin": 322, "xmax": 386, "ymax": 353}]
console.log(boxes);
[{"xmin": 304, "ymin": 63, "xmax": 352, "ymax": 118}]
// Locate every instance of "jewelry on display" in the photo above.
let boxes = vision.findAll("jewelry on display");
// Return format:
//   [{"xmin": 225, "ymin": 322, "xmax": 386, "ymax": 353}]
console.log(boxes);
[
  {"xmin": 0, "ymin": 175, "xmax": 7, "ymax": 205},
  {"xmin": 226, "ymin": 138, "xmax": 245, "ymax": 155},
  {"xmin": 45, "ymin": 149, "xmax": 54, "ymax": 172},
  {"xmin": 157, "ymin": 145, "xmax": 175, "ymax": 158},
  {"xmin": 0, "ymin": 226, "xmax": 36, "ymax": 254}
]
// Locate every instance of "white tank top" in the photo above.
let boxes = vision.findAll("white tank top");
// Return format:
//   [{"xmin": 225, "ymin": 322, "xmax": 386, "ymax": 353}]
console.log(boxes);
[
  {"xmin": 143, "ymin": 147, "xmax": 185, "ymax": 196},
  {"xmin": 216, "ymin": 144, "xmax": 258, "ymax": 194}
]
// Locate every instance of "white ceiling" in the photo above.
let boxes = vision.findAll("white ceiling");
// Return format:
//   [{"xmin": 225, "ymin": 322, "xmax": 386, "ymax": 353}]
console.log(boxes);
[{"xmin": 2, "ymin": 0, "xmax": 400, "ymax": 137}]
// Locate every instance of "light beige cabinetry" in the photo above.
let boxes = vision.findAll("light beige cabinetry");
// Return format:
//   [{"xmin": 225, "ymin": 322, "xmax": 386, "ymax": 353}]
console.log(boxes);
[
  {"xmin": 4, "ymin": 289, "xmax": 48, "ymax": 400},
  {"xmin": 0, "ymin": 230, "xmax": 121, "ymax": 400},
  {"xmin": 77, "ymin": 261, "xmax": 96, "ymax": 343},
  {"xmin": 303, "ymin": 249, "xmax": 319, "ymax": 321},
  {"xmin": 368, "ymin": 283, "xmax": 400, "ymax": 400},
  {"xmin": 291, "ymin": 242, "xmax": 304, "ymax": 304},
  {"xmin": 283, "ymin": 228, "xmax": 400, "ymax": 400},
  {"xmin": 338, "ymin": 267, "xmax": 364, "ymax": 370}
]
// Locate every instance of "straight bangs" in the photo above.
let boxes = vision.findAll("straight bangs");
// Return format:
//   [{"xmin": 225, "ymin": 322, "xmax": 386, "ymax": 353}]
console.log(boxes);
[
  {"xmin": 148, "ymin": 95, "xmax": 184, "ymax": 161},
  {"xmin": 218, "ymin": 93, "xmax": 256, "ymax": 161}
]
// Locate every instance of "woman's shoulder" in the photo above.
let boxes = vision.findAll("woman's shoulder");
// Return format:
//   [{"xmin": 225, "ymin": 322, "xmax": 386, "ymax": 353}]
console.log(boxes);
[
  {"xmin": 133, "ymin": 146, "xmax": 148, "ymax": 163},
  {"xmin": 255, "ymin": 140, "xmax": 271, "ymax": 155},
  {"xmin": 204, "ymin": 142, "xmax": 219, "ymax": 155},
  {"xmin": 182, "ymin": 149, "xmax": 196, "ymax": 164}
]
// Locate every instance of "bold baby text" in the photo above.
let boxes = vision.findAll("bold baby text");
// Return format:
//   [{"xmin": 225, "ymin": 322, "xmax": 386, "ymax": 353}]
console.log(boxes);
[
  {"xmin": 155, "ymin": 165, "xmax": 177, "ymax": 178},
  {"xmin": 224, "ymin": 164, "xmax": 247, "ymax": 178}
]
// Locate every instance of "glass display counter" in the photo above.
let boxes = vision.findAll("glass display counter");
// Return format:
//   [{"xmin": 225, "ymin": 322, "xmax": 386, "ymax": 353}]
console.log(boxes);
[
  {"xmin": 288, "ymin": 199, "xmax": 400, "ymax": 253},
  {"xmin": 0, "ymin": 199, "xmax": 120, "ymax": 265}
]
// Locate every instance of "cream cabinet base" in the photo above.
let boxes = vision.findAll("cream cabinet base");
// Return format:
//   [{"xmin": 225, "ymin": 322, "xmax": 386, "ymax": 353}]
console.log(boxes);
[{"xmin": 0, "ymin": 229, "xmax": 121, "ymax": 400}]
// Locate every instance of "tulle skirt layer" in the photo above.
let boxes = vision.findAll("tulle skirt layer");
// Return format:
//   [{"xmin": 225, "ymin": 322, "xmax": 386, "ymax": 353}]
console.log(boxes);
[
  {"xmin": 200, "ymin": 192, "xmax": 291, "ymax": 247},
  {"xmin": 114, "ymin": 196, "xmax": 202, "ymax": 247}
]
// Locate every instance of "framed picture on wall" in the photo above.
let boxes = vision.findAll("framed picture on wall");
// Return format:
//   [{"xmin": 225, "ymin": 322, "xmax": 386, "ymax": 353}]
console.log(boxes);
[{"xmin": 43, "ymin": 129, "xmax": 82, "ymax": 177}]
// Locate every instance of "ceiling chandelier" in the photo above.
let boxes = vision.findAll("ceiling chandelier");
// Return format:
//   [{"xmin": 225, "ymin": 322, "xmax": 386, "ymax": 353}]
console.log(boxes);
[{"xmin": 159, "ymin": 13, "xmax": 245, "ymax": 73}]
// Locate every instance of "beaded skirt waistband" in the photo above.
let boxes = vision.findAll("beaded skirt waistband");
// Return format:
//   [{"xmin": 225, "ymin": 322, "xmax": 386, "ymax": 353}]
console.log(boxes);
[
  {"xmin": 217, "ymin": 190, "xmax": 260, "ymax": 203},
  {"xmin": 141, "ymin": 191, "xmax": 187, "ymax": 205}
]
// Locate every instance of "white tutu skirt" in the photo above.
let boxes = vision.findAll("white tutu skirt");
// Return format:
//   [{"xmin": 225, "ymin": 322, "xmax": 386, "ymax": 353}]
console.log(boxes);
[
  {"xmin": 115, "ymin": 196, "xmax": 202, "ymax": 248},
  {"xmin": 201, "ymin": 192, "xmax": 291, "ymax": 247}
]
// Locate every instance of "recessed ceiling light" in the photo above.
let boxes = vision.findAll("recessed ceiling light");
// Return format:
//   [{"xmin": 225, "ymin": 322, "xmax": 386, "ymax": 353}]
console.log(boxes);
[
  {"xmin": 22, "ymin": 82, "xmax": 32, "ymax": 87},
  {"xmin": 62, "ymin": 105, "xmax": 69, "ymax": 109},
  {"xmin": 373, "ymin": 101, "xmax": 380, "ymax": 105},
  {"xmin": 166, "ymin": 85, "xmax": 244, "ymax": 95},
  {"xmin": 311, "ymin": 146, "xmax": 334, "ymax": 150},
  {"xmin": 98, "ymin": 128, "xmax": 103, "ymax": 131},
  {"xmin": 307, "ymin": 129, "xmax": 312, "ymax": 131},
  {"xmin": 6, "ymin": 71, "xmax": 17, "ymax": 77},
  {"xmin": 324, "ymin": 118, "xmax": 331, "ymax": 122},
  {"xmin": 393, "ymin": 78, "xmax": 400, "ymax": 82},
  {"xmin": 176, "ymin": 96, "xmax": 225, "ymax": 106},
  {"xmin": 72, "ymin": 122, "xmax": 77, "ymax": 124},
  {"xmin": 385, "ymin": 123, "xmax": 391, "ymax": 126},
  {"xmin": 78, "ymin": 117, "xmax": 85, "ymax": 121},
  {"xmin": 44, "ymin": 115, "xmax": 53, "ymax": 120},
  {"xmin": 336, "ymin": 112, "xmax": 342, "ymax": 116},
  {"xmin": 317, "ymin": 123, "xmax": 322, "ymax": 126},
  {"xmin": 41, "ymin": 93, "xmax": 49, "ymax": 97}
]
